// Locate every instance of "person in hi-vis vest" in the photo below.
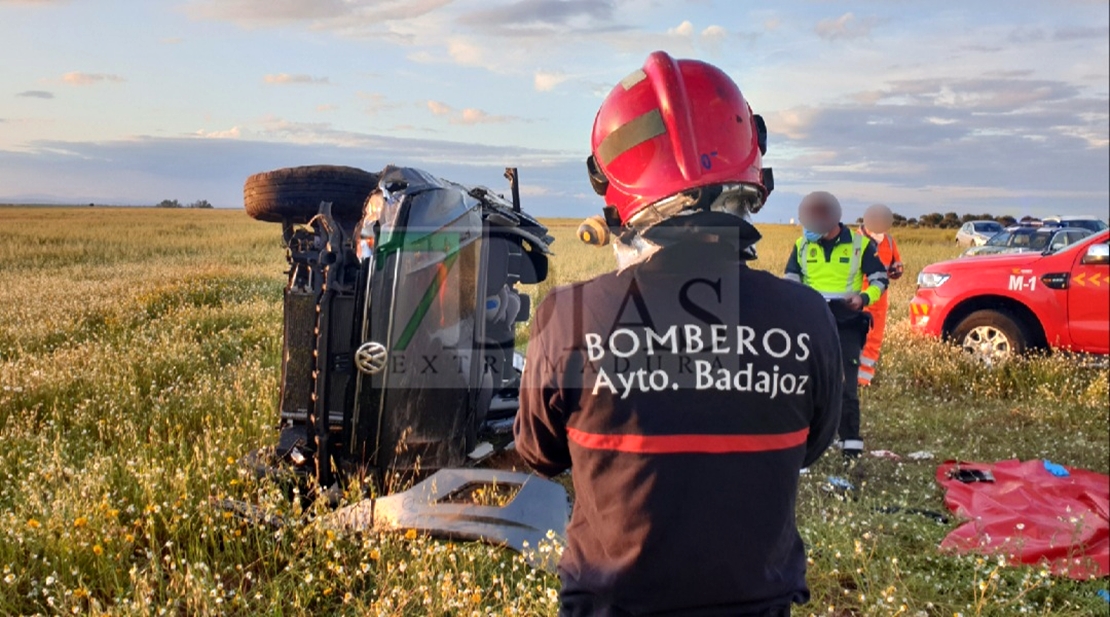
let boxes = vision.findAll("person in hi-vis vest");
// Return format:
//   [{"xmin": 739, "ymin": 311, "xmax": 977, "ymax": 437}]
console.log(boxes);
[
  {"xmin": 857, "ymin": 204, "xmax": 905, "ymax": 386},
  {"xmin": 784, "ymin": 192, "xmax": 888, "ymax": 458}
]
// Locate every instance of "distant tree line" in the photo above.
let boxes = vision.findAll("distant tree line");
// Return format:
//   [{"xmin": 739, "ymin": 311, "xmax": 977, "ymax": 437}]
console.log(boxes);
[
  {"xmin": 156, "ymin": 199, "xmax": 213, "ymax": 209},
  {"xmin": 855, "ymin": 212, "xmax": 1028, "ymax": 229}
]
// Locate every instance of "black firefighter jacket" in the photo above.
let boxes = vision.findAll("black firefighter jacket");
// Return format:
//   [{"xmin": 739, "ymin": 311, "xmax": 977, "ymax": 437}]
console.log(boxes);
[{"xmin": 514, "ymin": 239, "xmax": 843, "ymax": 616}]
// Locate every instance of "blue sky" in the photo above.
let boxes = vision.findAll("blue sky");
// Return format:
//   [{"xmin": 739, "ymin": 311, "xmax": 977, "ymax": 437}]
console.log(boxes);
[{"xmin": 0, "ymin": 0, "xmax": 1107, "ymax": 222}]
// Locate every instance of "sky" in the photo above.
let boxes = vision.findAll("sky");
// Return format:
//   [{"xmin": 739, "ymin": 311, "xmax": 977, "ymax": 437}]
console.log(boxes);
[{"xmin": 0, "ymin": 0, "xmax": 1107, "ymax": 222}]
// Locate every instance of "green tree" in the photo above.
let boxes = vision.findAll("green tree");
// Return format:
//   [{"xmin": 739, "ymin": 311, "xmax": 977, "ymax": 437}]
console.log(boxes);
[
  {"xmin": 156, "ymin": 199, "xmax": 182, "ymax": 208},
  {"xmin": 188, "ymin": 200, "xmax": 214, "ymax": 209},
  {"xmin": 920, "ymin": 213, "xmax": 943, "ymax": 228}
]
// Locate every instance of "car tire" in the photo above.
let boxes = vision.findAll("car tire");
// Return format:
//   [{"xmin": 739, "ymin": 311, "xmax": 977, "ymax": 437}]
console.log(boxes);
[
  {"xmin": 244, "ymin": 165, "xmax": 379, "ymax": 224},
  {"xmin": 951, "ymin": 309, "xmax": 1029, "ymax": 364}
]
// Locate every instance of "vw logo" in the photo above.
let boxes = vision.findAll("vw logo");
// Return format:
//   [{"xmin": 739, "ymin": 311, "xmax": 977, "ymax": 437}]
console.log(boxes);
[{"xmin": 355, "ymin": 341, "xmax": 388, "ymax": 375}]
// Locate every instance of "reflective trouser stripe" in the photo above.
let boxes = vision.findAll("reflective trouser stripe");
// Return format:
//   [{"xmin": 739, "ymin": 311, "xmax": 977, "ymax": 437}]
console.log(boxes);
[
  {"xmin": 860, "ymin": 357, "xmax": 877, "ymax": 367},
  {"xmin": 858, "ymin": 366, "xmax": 875, "ymax": 384},
  {"xmin": 842, "ymin": 439, "xmax": 865, "ymax": 450}
]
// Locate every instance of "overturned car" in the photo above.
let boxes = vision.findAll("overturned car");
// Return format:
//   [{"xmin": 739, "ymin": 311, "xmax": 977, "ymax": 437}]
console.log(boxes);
[{"xmin": 242, "ymin": 164, "xmax": 555, "ymax": 494}]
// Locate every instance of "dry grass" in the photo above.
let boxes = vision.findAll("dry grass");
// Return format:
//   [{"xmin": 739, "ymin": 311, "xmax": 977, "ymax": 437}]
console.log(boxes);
[{"xmin": 0, "ymin": 206, "xmax": 1106, "ymax": 616}]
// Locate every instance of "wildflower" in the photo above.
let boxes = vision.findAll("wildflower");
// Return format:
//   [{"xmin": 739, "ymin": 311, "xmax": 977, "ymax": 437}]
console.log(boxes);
[
  {"xmin": 92, "ymin": 545, "xmax": 104, "ymax": 556},
  {"xmin": 404, "ymin": 529, "xmax": 417, "ymax": 540},
  {"xmin": 27, "ymin": 519, "xmax": 41, "ymax": 529}
]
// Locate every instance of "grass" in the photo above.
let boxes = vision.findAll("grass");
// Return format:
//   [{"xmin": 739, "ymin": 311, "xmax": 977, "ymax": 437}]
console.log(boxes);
[{"xmin": 0, "ymin": 206, "xmax": 1107, "ymax": 616}]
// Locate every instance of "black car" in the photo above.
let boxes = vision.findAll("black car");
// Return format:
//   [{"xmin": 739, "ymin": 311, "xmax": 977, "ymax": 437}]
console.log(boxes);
[{"xmin": 242, "ymin": 165, "xmax": 553, "ymax": 492}]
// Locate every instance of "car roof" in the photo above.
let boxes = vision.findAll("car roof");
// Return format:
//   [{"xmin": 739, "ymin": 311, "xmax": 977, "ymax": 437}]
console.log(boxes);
[{"xmin": 1043, "ymin": 215, "xmax": 1101, "ymax": 220}]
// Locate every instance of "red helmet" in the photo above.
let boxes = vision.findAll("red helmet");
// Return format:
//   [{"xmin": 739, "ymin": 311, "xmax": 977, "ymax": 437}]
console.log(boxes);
[{"xmin": 587, "ymin": 51, "xmax": 773, "ymax": 226}]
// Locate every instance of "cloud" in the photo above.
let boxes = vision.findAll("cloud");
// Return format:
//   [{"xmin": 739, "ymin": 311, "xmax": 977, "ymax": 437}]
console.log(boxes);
[
  {"xmin": 185, "ymin": 0, "xmax": 452, "ymax": 29},
  {"xmin": 359, "ymin": 92, "xmax": 404, "ymax": 115},
  {"xmin": 194, "ymin": 126, "xmax": 243, "ymax": 139},
  {"xmin": 0, "ymin": 130, "xmax": 590, "ymax": 215},
  {"xmin": 1054, "ymin": 24, "xmax": 1110, "ymax": 40},
  {"xmin": 426, "ymin": 100, "xmax": 517, "ymax": 124},
  {"xmin": 668, "ymin": 20, "xmax": 694, "ymax": 37},
  {"xmin": 427, "ymin": 100, "xmax": 453, "ymax": 116},
  {"xmin": 263, "ymin": 73, "xmax": 329, "ymax": 85},
  {"xmin": 761, "ymin": 73, "xmax": 1108, "ymax": 218},
  {"xmin": 700, "ymin": 24, "xmax": 728, "ymax": 53},
  {"xmin": 814, "ymin": 12, "xmax": 878, "ymax": 41},
  {"xmin": 446, "ymin": 38, "xmax": 485, "ymax": 66},
  {"xmin": 61, "ymin": 72, "xmax": 126, "ymax": 85},
  {"xmin": 534, "ymin": 70, "xmax": 569, "ymax": 92},
  {"xmin": 457, "ymin": 0, "xmax": 615, "ymax": 30},
  {"xmin": 457, "ymin": 108, "xmax": 514, "ymax": 125},
  {"xmin": 16, "ymin": 90, "xmax": 54, "ymax": 99}
]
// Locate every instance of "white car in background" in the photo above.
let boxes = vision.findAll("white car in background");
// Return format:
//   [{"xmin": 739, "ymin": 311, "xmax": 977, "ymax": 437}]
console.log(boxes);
[{"xmin": 955, "ymin": 220, "xmax": 1004, "ymax": 248}]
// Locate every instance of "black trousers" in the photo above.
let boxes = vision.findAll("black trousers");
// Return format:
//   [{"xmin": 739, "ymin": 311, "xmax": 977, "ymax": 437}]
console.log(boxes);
[{"xmin": 836, "ymin": 316, "xmax": 868, "ymax": 446}]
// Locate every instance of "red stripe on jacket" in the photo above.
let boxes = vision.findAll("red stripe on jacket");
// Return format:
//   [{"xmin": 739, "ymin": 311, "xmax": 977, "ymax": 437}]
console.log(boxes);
[{"xmin": 566, "ymin": 427, "xmax": 810, "ymax": 454}]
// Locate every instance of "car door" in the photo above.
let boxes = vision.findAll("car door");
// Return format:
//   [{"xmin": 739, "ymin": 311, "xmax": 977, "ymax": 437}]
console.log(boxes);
[{"xmin": 1068, "ymin": 235, "xmax": 1110, "ymax": 353}]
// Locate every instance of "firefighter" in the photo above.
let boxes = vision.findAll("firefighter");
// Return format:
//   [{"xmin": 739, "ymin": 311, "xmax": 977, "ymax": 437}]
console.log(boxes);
[
  {"xmin": 784, "ymin": 192, "xmax": 888, "ymax": 459},
  {"xmin": 514, "ymin": 51, "xmax": 844, "ymax": 617},
  {"xmin": 857, "ymin": 204, "xmax": 905, "ymax": 386}
]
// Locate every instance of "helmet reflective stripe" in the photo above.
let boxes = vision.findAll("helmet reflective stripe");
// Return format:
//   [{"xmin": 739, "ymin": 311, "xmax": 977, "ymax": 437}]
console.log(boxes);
[
  {"xmin": 596, "ymin": 109, "xmax": 667, "ymax": 167},
  {"xmin": 620, "ymin": 69, "xmax": 647, "ymax": 90}
]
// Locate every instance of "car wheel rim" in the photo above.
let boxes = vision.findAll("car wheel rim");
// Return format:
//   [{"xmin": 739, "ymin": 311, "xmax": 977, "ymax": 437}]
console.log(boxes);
[{"xmin": 962, "ymin": 326, "xmax": 1012, "ymax": 365}]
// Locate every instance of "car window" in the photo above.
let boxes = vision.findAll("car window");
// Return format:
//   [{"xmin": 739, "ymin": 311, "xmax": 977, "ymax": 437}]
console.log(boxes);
[
  {"xmin": 1028, "ymin": 233, "xmax": 1052, "ymax": 250},
  {"xmin": 985, "ymin": 232, "xmax": 1011, "ymax": 246},
  {"xmin": 1071, "ymin": 220, "xmax": 1107, "ymax": 232},
  {"xmin": 1011, "ymin": 232, "xmax": 1033, "ymax": 248},
  {"xmin": 974, "ymin": 222, "xmax": 1002, "ymax": 232}
]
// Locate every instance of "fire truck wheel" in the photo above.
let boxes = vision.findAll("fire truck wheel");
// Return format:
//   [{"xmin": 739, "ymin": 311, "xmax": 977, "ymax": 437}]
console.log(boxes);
[{"xmin": 951, "ymin": 309, "xmax": 1029, "ymax": 364}]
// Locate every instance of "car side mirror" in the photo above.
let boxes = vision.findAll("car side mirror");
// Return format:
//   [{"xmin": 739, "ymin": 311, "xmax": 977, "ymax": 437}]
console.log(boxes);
[{"xmin": 1081, "ymin": 243, "xmax": 1109, "ymax": 265}]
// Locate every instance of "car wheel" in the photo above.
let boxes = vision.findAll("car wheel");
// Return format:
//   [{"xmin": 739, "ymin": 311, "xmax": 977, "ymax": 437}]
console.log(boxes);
[
  {"xmin": 951, "ymin": 309, "xmax": 1029, "ymax": 365},
  {"xmin": 244, "ymin": 165, "xmax": 379, "ymax": 224}
]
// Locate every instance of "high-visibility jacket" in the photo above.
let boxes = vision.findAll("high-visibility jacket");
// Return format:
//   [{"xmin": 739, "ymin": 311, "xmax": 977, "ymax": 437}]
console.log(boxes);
[
  {"xmin": 859, "ymin": 227, "xmax": 901, "ymax": 311},
  {"xmin": 784, "ymin": 225, "xmax": 889, "ymax": 309}
]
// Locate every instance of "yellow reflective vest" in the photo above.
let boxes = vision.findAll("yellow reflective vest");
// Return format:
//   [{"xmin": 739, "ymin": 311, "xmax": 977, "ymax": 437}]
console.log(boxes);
[{"xmin": 792, "ymin": 229, "xmax": 883, "ymax": 307}]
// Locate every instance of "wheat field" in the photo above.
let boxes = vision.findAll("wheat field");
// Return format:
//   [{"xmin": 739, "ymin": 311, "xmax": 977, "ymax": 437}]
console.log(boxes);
[{"xmin": 0, "ymin": 206, "xmax": 1106, "ymax": 616}]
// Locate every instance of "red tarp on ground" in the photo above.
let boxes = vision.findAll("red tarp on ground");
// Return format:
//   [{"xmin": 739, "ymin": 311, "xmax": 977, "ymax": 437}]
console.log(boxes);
[{"xmin": 936, "ymin": 459, "xmax": 1109, "ymax": 580}]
